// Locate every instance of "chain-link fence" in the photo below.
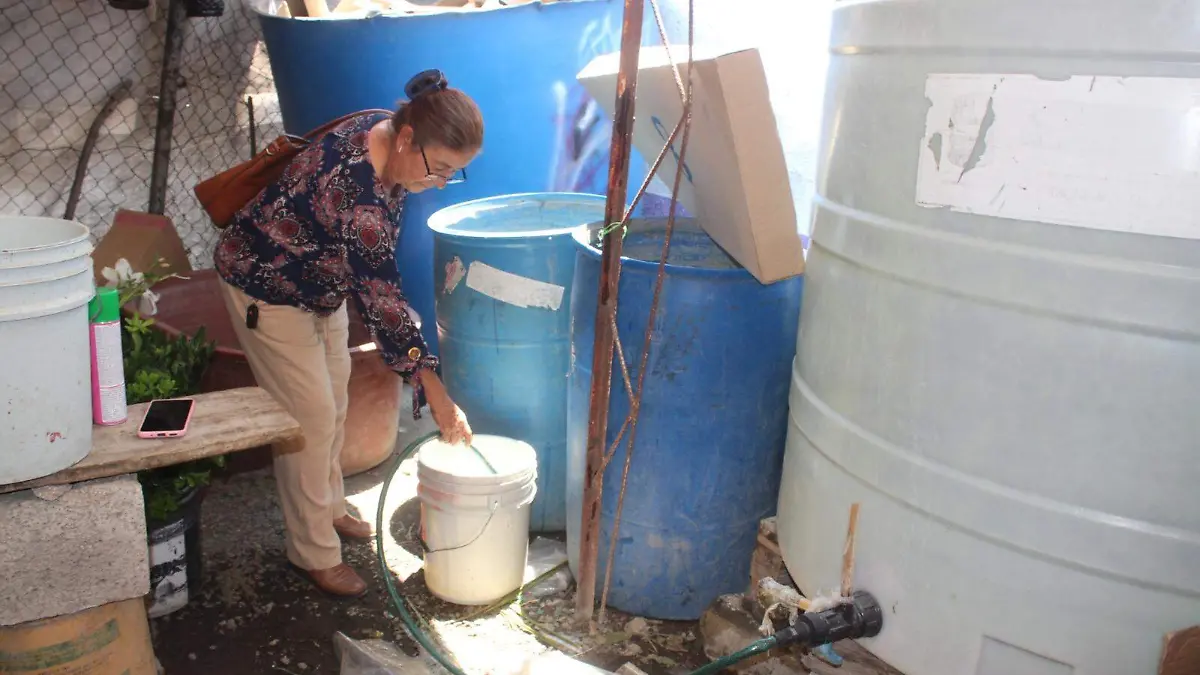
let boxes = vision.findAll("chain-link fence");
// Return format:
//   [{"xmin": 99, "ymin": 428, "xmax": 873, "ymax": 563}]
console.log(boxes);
[{"xmin": 1, "ymin": 0, "xmax": 284, "ymax": 268}]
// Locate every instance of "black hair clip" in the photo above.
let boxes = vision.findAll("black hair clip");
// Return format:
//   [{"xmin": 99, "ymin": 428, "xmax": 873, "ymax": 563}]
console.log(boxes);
[{"xmin": 405, "ymin": 69, "xmax": 449, "ymax": 100}]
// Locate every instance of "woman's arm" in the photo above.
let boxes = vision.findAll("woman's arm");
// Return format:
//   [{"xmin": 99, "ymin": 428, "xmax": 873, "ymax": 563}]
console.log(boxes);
[
  {"xmin": 342, "ymin": 205, "xmax": 471, "ymax": 443},
  {"xmin": 414, "ymin": 367, "xmax": 472, "ymax": 446}
]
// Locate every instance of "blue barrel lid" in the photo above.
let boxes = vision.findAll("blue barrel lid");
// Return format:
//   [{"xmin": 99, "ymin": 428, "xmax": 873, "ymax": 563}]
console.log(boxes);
[{"xmin": 428, "ymin": 192, "xmax": 606, "ymax": 240}]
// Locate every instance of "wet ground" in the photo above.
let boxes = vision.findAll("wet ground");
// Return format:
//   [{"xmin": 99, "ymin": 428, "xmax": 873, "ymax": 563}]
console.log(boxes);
[{"xmin": 149, "ymin": 411, "xmax": 710, "ymax": 675}]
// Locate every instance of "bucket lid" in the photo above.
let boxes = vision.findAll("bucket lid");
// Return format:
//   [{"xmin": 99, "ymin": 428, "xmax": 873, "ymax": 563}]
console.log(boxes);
[
  {"xmin": 417, "ymin": 434, "xmax": 537, "ymax": 487},
  {"xmin": 89, "ymin": 287, "xmax": 120, "ymax": 323}
]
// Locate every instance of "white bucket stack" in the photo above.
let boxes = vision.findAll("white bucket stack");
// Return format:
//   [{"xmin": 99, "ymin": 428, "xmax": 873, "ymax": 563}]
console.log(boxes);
[
  {"xmin": 0, "ymin": 216, "xmax": 94, "ymax": 485},
  {"xmin": 417, "ymin": 434, "xmax": 538, "ymax": 605}
]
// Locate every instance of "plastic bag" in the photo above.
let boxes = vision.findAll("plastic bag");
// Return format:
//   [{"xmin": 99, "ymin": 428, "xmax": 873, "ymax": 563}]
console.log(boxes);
[
  {"xmin": 334, "ymin": 631, "xmax": 446, "ymax": 675},
  {"xmin": 524, "ymin": 537, "xmax": 572, "ymax": 599}
]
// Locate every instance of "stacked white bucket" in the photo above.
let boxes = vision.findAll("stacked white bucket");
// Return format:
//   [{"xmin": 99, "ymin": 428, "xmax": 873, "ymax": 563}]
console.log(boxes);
[
  {"xmin": 0, "ymin": 216, "xmax": 95, "ymax": 484},
  {"xmin": 417, "ymin": 434, "xmax": 538, "ymax": 605}
]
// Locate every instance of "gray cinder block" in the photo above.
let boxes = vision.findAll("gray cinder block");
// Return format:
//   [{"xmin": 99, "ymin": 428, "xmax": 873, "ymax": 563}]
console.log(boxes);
[{"xmin": 0, "ymin": 474, "xmax": 149, "ymax": 626}]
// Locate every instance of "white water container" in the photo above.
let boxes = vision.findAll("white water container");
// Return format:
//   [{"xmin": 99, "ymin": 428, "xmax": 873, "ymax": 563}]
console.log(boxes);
[
  {"xmin": 0, "ymin": 216, "xmax": 94, "ymax": 485},
  {"xmin": 417, "ymin": 434, "xmax": 538, "ymax": 605},
  {"xmin": 777, "ymin": 1, "xmax": 1200, "ymax": 673}
]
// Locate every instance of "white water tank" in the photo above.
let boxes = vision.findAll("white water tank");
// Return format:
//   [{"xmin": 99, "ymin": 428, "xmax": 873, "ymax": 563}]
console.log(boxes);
[{"xmin": 776, "ymin": 2, "xmax": 1200, "ymax": 674}]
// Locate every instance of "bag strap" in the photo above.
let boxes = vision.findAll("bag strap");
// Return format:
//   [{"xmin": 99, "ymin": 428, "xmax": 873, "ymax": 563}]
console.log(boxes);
[{"xmin": 280, "ymin": 108, "xmax": 395, "ymax": 147}]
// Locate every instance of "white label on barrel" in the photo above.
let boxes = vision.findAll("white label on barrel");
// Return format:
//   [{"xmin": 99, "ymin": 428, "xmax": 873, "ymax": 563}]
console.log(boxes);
[
  {"xmin": 465, "ymin": 262, "xmax": 565, "ymax": 311},
  {"xmin": 92, "ymin": 321, "xmax": 124, "ymax": 386},
  {"xmin": 916, "ymin": 73, "xmax": 1200, "ymax": 239}
]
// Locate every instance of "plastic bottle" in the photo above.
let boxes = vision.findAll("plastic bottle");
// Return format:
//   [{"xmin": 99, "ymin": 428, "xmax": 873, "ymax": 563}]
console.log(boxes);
[{"xmin": 89, "ymin": 287, "xmax": 127, "ymax": 425}]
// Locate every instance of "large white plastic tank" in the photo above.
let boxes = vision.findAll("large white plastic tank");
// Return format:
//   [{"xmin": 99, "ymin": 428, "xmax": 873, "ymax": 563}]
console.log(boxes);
[{"xmin": 776, "ymin": 2, "xmax": 1200, "ymax": 674}]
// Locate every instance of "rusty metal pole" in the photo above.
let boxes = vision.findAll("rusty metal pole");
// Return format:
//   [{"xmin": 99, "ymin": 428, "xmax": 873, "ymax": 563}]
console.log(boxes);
[
  {"xmin": 148, "ymin": 0, "xmax": 187, "ymax": 215},
  {"xmin": 575, "ymin": 0, "xmax": 646, "ymax": 624}
]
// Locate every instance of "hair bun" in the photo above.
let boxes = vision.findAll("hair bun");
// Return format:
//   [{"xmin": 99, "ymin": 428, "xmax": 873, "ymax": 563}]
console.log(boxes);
[{"xmin": 406, "ymin": 69, "xmax": 449, "ymax": 100}]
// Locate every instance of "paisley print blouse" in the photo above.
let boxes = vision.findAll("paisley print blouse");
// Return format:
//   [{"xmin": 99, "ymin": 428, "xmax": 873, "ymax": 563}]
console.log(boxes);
[{"xmin": 214, "ymin": 111, "xmax": 437, "ymax": 415}]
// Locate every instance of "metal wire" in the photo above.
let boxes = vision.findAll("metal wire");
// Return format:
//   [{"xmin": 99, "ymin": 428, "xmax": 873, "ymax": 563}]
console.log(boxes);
[
  {"xmin": 597, "ymin": 0, "xmax": 697, "ymax": 622},
  {"xmin": 1, "ymin": 0, "xmax": 284, "ymax": 268}
]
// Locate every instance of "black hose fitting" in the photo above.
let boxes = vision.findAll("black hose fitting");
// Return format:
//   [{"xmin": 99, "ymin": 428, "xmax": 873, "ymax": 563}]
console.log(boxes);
[{"xmin": 774, "ymin": 590, "xmax": 884, "ymax": 648}]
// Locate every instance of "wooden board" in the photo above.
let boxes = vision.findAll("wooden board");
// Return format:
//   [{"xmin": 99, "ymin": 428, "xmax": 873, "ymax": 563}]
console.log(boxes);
[
  {"xmin": 1160, "ymin": 626, "xmax": 1200, "ymax": 675},
  {"xmin": 0, "ymin": 387, "xmax": 300, "ymax": 495}
]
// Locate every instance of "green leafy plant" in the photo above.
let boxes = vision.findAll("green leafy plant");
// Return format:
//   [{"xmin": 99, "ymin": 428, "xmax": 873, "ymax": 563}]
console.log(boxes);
[
  {"xmin": 122, "ymin": 311, "xmax": 215, "ymax": 405},
  {"xmin": 102, "ymin": 257, "xmax": 224, "ymax": 522}
]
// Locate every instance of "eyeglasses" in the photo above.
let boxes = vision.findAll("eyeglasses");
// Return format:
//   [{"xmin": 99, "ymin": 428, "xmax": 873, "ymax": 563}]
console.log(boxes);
[{"xmin": 421, "ymin": 146, "xmax": 467, "ymax": 186}]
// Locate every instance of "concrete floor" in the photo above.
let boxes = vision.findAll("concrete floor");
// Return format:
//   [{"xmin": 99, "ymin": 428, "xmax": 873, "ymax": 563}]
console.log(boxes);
[{"xmin": 149, "ymin": 407, "xmax": 710, "ymax": 675}]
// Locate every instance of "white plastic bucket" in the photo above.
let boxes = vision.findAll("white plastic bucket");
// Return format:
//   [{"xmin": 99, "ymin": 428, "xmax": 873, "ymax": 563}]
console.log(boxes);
[
  {"xmin": 417, "ymin": 434, "xmax": 538, "ymax": 605},
  {"xmin": 0, "ymin": 216, "xmax": 94, "ymax": 485}
]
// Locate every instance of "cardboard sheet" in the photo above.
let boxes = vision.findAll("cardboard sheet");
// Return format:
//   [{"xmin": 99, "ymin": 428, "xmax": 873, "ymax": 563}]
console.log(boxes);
[{"xmin": 578, "ymin": 45, "xmax": 805, "ymax": 284}]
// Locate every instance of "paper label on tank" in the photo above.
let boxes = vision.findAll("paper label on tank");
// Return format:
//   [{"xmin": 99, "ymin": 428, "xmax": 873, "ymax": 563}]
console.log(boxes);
[
  {"xmin": 915, "ymin": 73, "xmax": 1200, "ymax": 239},
  {"xmin": 464, "ymin": 262, "xmax": 565, "ymax": 311}
]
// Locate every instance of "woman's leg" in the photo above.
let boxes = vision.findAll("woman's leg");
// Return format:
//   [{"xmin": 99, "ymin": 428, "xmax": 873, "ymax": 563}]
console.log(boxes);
[
  {"xmin": 218, "ymin": 282, "xmax": 364, "ymax": 595},
  {"xmin": 324, "ymin": 305, "xmax": 376, "ymax": 539},
  {"xmin": 322, "ymin": 303, "xmax": 352, "ymax": 520}
]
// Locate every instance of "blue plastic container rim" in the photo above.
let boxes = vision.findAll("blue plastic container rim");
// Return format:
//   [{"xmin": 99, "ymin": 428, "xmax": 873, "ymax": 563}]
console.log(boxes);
[
  {"xmin": 252, "ymin": 0, "xmax": 612, "ymax": 19},
  {"xmin": 428, "ymin": 192, "xmax": 607, "ymax": 240},
  {"xmin": 571, "ymin": 217, "xmax": 757, "ymax": 279}
]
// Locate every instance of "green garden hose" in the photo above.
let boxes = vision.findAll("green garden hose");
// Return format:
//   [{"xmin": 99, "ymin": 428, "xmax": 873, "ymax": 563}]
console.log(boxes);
[
  {"xmin": 374, "ymin": 433, "xmax": 795, "ymax": 675},
  {"xmin": 374, "ymin": 431, "xmax": 471, "ymax": 675},
  {"xmin": 686, "ymin": 636, "xmax": 779, "ymax": 675}
]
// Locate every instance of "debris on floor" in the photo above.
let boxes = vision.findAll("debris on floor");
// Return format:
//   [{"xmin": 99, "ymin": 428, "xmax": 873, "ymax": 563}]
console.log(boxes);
[
  {"xmin": 149, "ymin": 449, "xmax": 708, "ymax": 675},
  {"xmin": 509, "ymin": 650, "xmax": 609, "ymax": 675},
  {"xmin": 699, "ymin": 593, "xmax": 805, "ymax": 675},
  {"xmin": 334, "ymin": 631, "xmax": 443, "ymax": 675},
  {"xmin": 698, "ymin": 581, "xmax": 903, "ymax": 675},
  {"xmin": 524, "ymin": 538, "xmax": 572, "ymax": 600}
]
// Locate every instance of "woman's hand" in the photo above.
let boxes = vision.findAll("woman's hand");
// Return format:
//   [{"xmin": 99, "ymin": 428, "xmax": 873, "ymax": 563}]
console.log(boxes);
[{"xmin": 420, "ymin": 369, "xmax": 473, "ymax": 445}]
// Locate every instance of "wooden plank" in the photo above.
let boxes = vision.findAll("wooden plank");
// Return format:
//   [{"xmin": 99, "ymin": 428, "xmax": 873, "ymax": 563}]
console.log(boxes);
[
  {"xmin": 841, "ymin": 503, "xmax": 862, "ymax": 596},
  {"xmin": 1160, "ymin": 626, "xmax": 1200, "ymax": 675},
  {"xmin": 748, "ymin": 517, "xmax": 788, "ymax": 595},
  {"xmin": 0, "ymin": 387, "xmax": 300, "ymax": 495}
]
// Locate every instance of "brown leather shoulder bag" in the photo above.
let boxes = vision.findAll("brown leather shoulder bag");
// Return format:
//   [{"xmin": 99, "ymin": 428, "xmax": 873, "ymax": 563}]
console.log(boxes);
[{"xmin": 194, "ymin": 108, "xmax": 392, "ymax": 229}]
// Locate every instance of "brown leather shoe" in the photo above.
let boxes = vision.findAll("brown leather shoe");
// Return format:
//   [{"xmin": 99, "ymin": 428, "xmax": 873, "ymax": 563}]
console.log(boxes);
[
  {"xmin": 290, "ymin": 563, "xmax": 368, "ymax": 598},
  {"xmin": 334, "ymin": 514, "xmax": 375, "ymax": 540}
]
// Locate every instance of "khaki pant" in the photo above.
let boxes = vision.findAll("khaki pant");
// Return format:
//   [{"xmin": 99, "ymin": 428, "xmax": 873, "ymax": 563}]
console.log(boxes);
[{"xmin": 220, "ymin": 281, "xmax": 351, "ymax": 570}]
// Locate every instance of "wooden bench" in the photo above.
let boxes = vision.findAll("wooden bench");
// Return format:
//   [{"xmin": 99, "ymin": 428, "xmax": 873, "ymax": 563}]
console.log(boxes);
[{"xmin": 0, "ymin": 387, "xmax": 301, "ymax": 495}]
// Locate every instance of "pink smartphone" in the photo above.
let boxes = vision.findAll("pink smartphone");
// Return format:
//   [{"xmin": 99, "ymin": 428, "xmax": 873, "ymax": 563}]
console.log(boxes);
[{"xmin": 137, "ymin": 398, "xmax": 196, "ymax": 439}]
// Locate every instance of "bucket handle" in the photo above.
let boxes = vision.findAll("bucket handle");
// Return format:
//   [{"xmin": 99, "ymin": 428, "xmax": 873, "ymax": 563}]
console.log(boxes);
[{"xmin": 420, "ymin": 499, "xmax": 500, "ymax": 556}]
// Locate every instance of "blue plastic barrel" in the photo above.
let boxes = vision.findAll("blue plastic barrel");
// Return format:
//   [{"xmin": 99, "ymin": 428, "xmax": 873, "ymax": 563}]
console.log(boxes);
[
  {"xmin": 565, "ymin": 218, "xmax": 804, "ymax": 620},
  {"xmin": 430, "ymin": 193, "xmax": 606, "ymax": 532},
  {"xmin": 257, "ymin": 1, "xmax": 649, "ymax": 354}
]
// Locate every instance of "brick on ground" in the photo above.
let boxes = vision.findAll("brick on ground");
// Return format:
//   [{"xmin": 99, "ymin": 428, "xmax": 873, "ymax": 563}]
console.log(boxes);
[{"xmin": 0, "ymin": 474, "xmax": 149, "ymax": 626}]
